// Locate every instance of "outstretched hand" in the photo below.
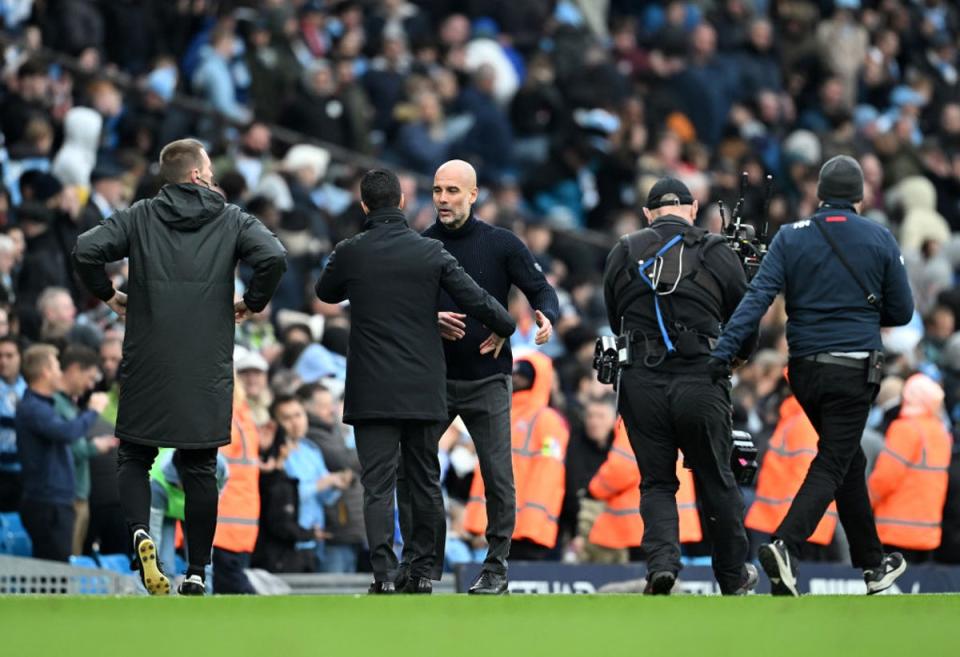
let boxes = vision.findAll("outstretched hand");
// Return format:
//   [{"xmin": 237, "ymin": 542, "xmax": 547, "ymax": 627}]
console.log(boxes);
[
  {"xmin": 534, "ymin": 310, "xmax": 553, "ymax": 345},
  {"xmin": 234, "ymin": 300, "xmax": 253, "ymax": 323},
  {"xmin": 479, "ymin": 333, "xmax": 506, "ymax": 358},
  {"xmin": 438, "ymin": 311, "xmax": 467, "ymax": 340}
]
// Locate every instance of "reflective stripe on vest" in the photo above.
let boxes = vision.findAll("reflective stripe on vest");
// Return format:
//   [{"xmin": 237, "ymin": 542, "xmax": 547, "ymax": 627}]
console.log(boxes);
[
  {"xmin": 217, "ymin": 516, "xmax": 259, "ymax": 526},
  {"xmin": 610, "ymin": 446, "xmax": 636, "ymax": 462},
  {"xmin": 512, "ymin": 410, "xmax": 544, "ymax": 457},
  {"xmin": 880, "ymin": 421, "xmax": 950, "ymax": 473},
  {"xmin": 517, "ymin": 501, "xmax": 558, "ymax": 523},
  {"xmin": 755, "ymin": 495, "xmax": 839, "ymax": 518},
  {"xmin": 875, "ymin": 517, "xmax": 941, "ymax": 528}
]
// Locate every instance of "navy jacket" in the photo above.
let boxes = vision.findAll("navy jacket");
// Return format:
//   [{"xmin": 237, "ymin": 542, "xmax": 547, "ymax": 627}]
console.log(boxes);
[
  {"xmin": 713, "ymin": 207, "xmax": 914, "ymax": 362},
  {"xmin": 16, "ymin": 389, "xmax": 99, "ymax": 505}
]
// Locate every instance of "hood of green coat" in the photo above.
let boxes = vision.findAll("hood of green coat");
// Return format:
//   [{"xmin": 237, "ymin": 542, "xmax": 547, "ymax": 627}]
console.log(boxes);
[{"xmin": 153, "ymin": 183, "xmax": 226, "ymax": 231}]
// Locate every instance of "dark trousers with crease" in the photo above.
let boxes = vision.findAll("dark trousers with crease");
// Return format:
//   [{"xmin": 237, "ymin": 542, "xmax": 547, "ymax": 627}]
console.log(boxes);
[
  {"xmin": 117, "ymin": 441, "xmax": 219, "ymax": 572},
  {"xmin": 619, "ymin": 367, "xmax": 749, "ymax": 595},
  {"xmin": 354, "ymin": 420, "xmax": 444, "ymax": 583},
  {"xmin": 775, "ymin": 358, "xmax": 883, "ymax": 570},
  {"xmin": 398, "ymin": 374, "xmax": 514, "ymax": 579}
]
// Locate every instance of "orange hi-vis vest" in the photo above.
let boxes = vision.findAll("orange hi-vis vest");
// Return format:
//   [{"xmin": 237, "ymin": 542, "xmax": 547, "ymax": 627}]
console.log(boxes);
[
  {"xmin": 869, "ymin": 415, "xmax": 952, "ymax": 551},
  {"xmin": 746, "ymin": 395, "xmax": 837, "ymax": 545},
  {"xmin": 588, "ymin": 420, "xmax": 701, "ymax": 549},
  {"xmin": 464, "ymin": 351, "xmax": 569, "ymax": 549},
  {"xmin": 213, "ymin": 399, "xmax": 261, "ymax": 553}
]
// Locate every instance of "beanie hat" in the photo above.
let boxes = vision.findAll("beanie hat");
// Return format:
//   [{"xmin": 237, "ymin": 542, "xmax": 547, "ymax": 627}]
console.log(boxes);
[{"xmin": 817, "ymin": 155, "xmax": 864, "ymax": 203}]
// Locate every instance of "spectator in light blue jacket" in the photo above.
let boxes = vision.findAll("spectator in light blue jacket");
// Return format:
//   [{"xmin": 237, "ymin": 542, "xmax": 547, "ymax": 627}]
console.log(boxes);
[
  {"xmin": 192, "ymin": 28, "xmax": 252, "ymax": 125},
  {"xmin": 271, "ymin": 394, "xmax": 352, "ymax": 572}
]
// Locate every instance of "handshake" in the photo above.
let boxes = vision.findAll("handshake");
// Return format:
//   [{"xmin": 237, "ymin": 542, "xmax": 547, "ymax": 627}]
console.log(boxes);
[{"xmin": 706, "ymin": 356, "xmax": 744, "ymax": 383}]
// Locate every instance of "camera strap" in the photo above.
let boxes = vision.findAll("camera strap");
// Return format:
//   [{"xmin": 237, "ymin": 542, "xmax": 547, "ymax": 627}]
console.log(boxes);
[
  {"xmin": 637, "ymin": 233, "xmax": 684, "ymax": 354},
  {"xmin": 812, "ymin": 218, "xmax": 879, "ymax": 307}
]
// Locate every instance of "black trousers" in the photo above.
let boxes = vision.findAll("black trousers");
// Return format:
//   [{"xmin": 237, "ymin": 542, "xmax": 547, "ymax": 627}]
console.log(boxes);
[
  {"xmin": 20, "ymin": 498, "xmax": 74, "ymax": 562},
  {"xmin": 619, "ymin": 368, "xmax": 749, "ymax": 595},
  {"xmin": 398, "ymin": 374, "xmax": 515, "ymax": 579},
  {"xmin": 355, "ymin": 420, "xmax": 443, "ymax": 583},
  {"xmin": 776, "ymin": 358, "xmax": 883, "ymax": 569},
  {"xmin": 213, "ymin": 547, "xmax": 256, "ymax": 594},
  {"xmin": 117, "ymin": 441, "xmax": 219, "ymax": 573}
]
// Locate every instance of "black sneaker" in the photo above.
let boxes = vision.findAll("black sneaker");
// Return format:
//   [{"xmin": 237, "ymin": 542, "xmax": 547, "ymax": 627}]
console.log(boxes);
[
  {"xmin": 177, "ymin": 574, "xmax": 206, "ymax": 596},
  {"xmin": 468, "ymin": 571, "xmax": 508, "ymax": 595},
  {"xmin": 643, "ymin": 571, "xmax": 676, "ymax": 595},
  {"xmin": 864, "ymin": 553, "xmax": 906, "ymax": 595},
  {"xmin": 758, "ymin": 540, "xmax": 799, "ymax": 597},
  {"xmin": 732, "ymin": 563, "xmax": 759, "ymax": 596},
  {"xmin": 132, "ymin": 529, "xmax": 170, "ymax": 596}
]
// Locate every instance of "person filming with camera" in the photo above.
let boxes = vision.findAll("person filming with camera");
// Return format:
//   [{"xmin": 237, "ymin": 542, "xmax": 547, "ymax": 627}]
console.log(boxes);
[
  {"xmin": 601, "ymin": 177, "xmax": 758, "ymax": 595},
  {"xmin": 709, "ymin": 155, "xmax": 914, "ymax": 596}
]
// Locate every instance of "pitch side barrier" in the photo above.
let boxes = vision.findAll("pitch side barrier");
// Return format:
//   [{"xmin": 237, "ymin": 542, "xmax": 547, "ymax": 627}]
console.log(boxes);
[{"xmin": 455, "ymin": 562, "xmax": 960, "ymax": 595}]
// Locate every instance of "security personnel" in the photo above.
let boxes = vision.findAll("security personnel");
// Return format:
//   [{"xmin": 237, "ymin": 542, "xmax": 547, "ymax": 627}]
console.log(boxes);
[
  {"xmin": 710, "ymin": 155, "xmax": 915, "ymax": 596},
  {"xmin": 869, "ymin": 373, "xmax": 951, "ymax": 561},
  {"xmin": 314, "ymin": 169, "xmax": 515, "ymax": 594},
  {"xmin": 602, "ymin": 177, "xmax": 758, "ymax": 595}
]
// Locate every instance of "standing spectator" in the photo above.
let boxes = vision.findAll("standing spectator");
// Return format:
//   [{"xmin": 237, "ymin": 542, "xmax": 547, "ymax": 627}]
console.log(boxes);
[
  {"xmin": 16, "ymin": 344, "xmax": 108, "ymax": 561},
  {"xmin": 78, "ymin": 162, "xmax": 128, "ymax": 230},
  {"xmin": 298, "ymin": 382, "xmax": 365, "ymax": 573},
  {"xmin": 1, "ymin": 59, "xmax": 52, "ymax": 148},
  {"xmin": 393, "ymin": 91, "xmax": 452, "ymax": 176},
  {"xmin": 271, "ymin": 394, "xmax": 350, "ymax": 572},
  {"xmin": 280, "ymin": 61, "xmax": 351, "ymax": 148},
  {"xmin": 57, "ymin": 345, "xmax": 117, "ymax": 555},
  {"xmin": 36, "ymin": 286, "xmax": 76, "ymax": 345},
  {"xmin": 192, "ymin": 27, "xmax": 253, "ymax": 125},
  {"xmin": 0, "ymin": 336, "xmax": 25, "ymax": 511},
  {"xmin": 560, "ymin": 396, "xmax": 616, "ymax": 544}
]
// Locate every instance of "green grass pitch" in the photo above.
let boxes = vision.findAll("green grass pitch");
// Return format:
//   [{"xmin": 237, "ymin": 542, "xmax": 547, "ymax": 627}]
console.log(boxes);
[{"xmin": 2, "ymin": 595, "xmax": 958, "ymax": 657}]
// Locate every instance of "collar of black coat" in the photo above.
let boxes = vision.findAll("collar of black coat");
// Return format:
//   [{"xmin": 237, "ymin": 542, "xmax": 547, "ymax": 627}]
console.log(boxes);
[
  {"xmin": 362, "ymin": 207, "xmax": 408, "ymax": 230},
  {"xmin": 650, "ymin": 215, "xmax": 694, "ymax": 229},
  {"xmin": 431, "ymin": 213, "xmax": 478, "ymax": 239}
]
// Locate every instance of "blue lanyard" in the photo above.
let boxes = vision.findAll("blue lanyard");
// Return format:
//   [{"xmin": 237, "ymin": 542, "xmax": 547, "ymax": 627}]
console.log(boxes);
[{"xmin": 637, "ymin": 234, "xmax": 684, "ymax": 353}]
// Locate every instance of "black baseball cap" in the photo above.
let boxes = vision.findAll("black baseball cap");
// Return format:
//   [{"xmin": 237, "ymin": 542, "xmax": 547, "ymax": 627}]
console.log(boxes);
[{"xmin": 646, "ymin": 177, "xmax": 694, "ymax": 209}]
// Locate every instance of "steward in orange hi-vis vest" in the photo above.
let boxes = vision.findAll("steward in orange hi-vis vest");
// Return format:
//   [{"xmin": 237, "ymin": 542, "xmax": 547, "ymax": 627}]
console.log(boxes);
[
  {"xmin": 465, "ymin": 351, "xmax": 569, "ymax": 549},
  {"xmin": 588, "ymin": 420, "xmax": 701, "ymax": 549},
  {"xmin": 869, "ymin": 374, "xmax": 952, "ymax": 553},
  {"xmin": 214, "ymin": 392, "xmax": 261, "ymax": 554},
  {"xmin": 746, "ymin": 394, "xmax": 837, "ymax": 546}
]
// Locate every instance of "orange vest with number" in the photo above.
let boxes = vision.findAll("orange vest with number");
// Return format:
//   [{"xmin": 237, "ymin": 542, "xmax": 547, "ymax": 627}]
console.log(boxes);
[
  {"xmin": 464, "ymin": 351, "xmax": 569, "ymax": 549},
  {"xmin": 587, "ymin": 421, "xmax": 701, "ymax": 549},
  {"xmin": 745, "ymin": 395, "xmax": 837, "ymax": 545},
  {"xmin": 869, "ymin": 415, "xmax": 951, "ymax": 550},
  {"xmin": 213, "ymin": 398, "xmax": 261, "ymax": 553}
]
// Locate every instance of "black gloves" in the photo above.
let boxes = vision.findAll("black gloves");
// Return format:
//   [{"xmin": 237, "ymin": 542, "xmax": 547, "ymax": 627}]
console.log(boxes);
[{"xmin": 707, "ymin": 356, "xmax": 732, "ymax": 383}]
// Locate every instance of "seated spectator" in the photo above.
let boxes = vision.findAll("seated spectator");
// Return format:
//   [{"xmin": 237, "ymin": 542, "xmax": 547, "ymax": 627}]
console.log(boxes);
[
  {"xmin": 560, "ymin": 395, "xmax": 616, "ymax": 544},
  {"xmin": 16, "ymin": 344, "xmax": 108, "ymax": 561}
]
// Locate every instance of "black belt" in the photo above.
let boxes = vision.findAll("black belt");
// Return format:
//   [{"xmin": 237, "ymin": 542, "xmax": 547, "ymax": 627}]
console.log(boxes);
[{"xmin": 801, "ymin": 353, "xmax": 868, "ymax": 370}]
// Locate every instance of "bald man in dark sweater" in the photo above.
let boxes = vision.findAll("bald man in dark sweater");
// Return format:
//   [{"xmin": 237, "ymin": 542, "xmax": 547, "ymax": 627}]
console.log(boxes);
[{"xmin": 397, "ymin": 160, "xmax": 559, "ymax": 595}]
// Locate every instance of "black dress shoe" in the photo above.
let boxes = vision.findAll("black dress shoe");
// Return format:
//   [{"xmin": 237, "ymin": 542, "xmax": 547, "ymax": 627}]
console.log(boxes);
[
  {"xmin": 403, "ymin": 576, "xmax": 432, "ymax": 594},
  {"xmin": 368, "ymin": 581, "xmax": 396, "ymax": 594},
  {"xmin": 468, "ymin": 571, "xmax": 508, "ymax": 595}
]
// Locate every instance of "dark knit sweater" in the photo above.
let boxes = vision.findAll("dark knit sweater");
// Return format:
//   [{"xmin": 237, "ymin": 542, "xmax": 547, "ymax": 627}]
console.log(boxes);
[{"xmin": 423, "ymin": 216, "xmax": 560, "ymax": 381}]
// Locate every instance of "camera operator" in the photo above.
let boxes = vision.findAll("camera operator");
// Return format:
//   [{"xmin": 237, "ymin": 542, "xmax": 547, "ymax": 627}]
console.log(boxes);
[
  {"xmin": 601, "ymin": 177, "xmax": 758, "ymax": 595},
  {"xmin": 709, "ymin": 155, "xmax": 914, "ymax": 596}
]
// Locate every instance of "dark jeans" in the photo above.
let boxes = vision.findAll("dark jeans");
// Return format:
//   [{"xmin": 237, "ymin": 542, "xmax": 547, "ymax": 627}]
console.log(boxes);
[
  {"xmin": 0, "ymin": 470, "xmax": 22, "ymax": 512},
  {"xmin": 20, "ymin": 498, "xmax": 74, "ymax": 562},
  {"xmin": 775, "ymin": 358, "xmax": 883, "ymax": 570},
  {"xmin": 619, "ymin": 368, "xmax": 749, "ymax": 595},
  {"xmin": 354, "ymin": 420, "xmax": 443, "ymax": 582},
  {"xmin": 398, "ymin": 374, "xmax": 514, "ymax": 579},
  {"xmin": 213, "ymin": 547, "xmax": 256, "ymax": 594},
  {"xmin": 117, "ymin": 441, "xmax": 219, "ymax": 573}
]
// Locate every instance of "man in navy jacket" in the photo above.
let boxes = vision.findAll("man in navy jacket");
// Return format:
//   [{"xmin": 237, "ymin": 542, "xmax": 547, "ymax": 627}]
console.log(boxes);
[
  {"xmin": 16, "ymin": 344, "xmax": 108, "ymax": 561},
  {"xmin": 710, "ymin": 155, "xmax": 914, "ymax": 596}
]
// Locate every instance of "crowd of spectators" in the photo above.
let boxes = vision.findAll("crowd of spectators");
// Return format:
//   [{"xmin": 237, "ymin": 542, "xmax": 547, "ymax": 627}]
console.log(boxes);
[{"xmin": 0, "ymin": 0, "xmax": 959, "ymax": 577}]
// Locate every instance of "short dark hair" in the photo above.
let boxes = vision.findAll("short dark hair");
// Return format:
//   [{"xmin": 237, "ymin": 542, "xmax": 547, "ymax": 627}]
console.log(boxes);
[
  {"xmin": 0, "ymin": 335, "xmax": 20, "ymax": 352},
  {"xmin": 159, "ymin": 138, "xmax": 206, "ymax": 184},
  {"xmin": 61, "ymin": 344, "xmax": 99, "ymax": 371},
  {"xmin": 360, "ymin": 169, "xmax": 402, "ymax": 211},
  {"xmin": 295, "ymin": 382, "xmax": 329, "ymax": 402},
  {"xmin": 269, "ymin": 393, "xmax": 302, "ymax": 420}
]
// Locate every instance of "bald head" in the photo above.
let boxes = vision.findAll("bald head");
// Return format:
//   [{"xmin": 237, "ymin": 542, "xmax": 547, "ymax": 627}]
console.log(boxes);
[{"xmin": 433, "ymin": 160, "xmax": 478, "ymax": 229}]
